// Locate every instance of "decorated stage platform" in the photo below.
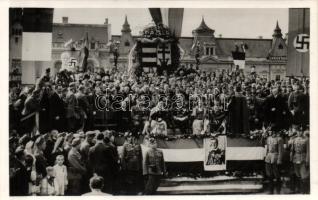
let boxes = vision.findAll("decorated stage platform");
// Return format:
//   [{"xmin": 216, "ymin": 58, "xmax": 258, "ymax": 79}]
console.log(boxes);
[
  {"xmin": 157, "ymin": 175, "xmax": 264, "ymax": 194},
  {"xmin": 115, "ymin": 135, "xmax": 265, "ymax": 173}
]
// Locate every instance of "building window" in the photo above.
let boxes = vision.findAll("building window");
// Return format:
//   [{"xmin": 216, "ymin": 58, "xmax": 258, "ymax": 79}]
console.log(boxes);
[
  {"xmin": 125, "ymin": 41, "xmax": 130, "ymax": 46},
  {"xmin": 278, "ymin": 43, "xmax": 284, "ymax": 49},
  {"xmin": 57, "ymin": 32, "xmax": 63, "ymax": 39},
  {"xmin": 11, "ymin": 59, "xmax": 21, "ymax": 74},
  {"xmin": 204, "ymin": 47, "xmax": 215, "ymax": 56},
  {"xmin": 275, "ymin": 75, "xmax": 281, "ymax": 81},
  {"xmin": 205, "ymin": 47, "xmax": 209, "ymax": 55},
  {"xmin": 211, "ymin": 47, "xmax": 215, "ymax": 55},
  {"xmin": 91, "ymin": 42, "xmax": 95, "ymax": 49}
]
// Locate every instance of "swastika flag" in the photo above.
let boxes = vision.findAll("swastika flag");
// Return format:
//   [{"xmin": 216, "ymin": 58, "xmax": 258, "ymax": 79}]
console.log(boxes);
[{"xmin": 287, "ymin": 8, "xmax": 310, "ymax": 76}]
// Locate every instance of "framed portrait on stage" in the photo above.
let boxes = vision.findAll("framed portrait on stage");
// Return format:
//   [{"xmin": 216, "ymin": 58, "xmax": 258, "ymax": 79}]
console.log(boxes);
[{"xmin": 204, "ymin": 136, "xmax": 226, "ymax": 171}]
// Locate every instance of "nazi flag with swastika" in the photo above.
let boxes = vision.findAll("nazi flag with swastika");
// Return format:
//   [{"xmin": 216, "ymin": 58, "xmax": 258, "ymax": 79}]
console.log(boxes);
[{"xmin": 293, "ymin": 33, "xmax": 309, "ymax": 53}]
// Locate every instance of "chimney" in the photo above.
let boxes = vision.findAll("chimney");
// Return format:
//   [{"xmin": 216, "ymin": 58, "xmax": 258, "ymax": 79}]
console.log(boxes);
[
  {"xmin": 62, "ymin": 17, "xmax": 68, "ymax": 24},
  {"xmin": 104, "ymin": 18, "xmax": 108, "ymax": 25}
]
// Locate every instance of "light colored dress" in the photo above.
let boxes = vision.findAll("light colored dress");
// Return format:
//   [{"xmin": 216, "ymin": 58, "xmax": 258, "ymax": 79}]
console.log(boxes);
[
  {"xmin": 192, "ymin": 107, "xmax": 205, "ymax": 135},
  {"xmin": 151, "ymin": 120, "xmax": 167, "ymax": 135},
  {"xmin": 40, "ymin": 176, "xmax": 59, "ymax": 196},
  {"xmin": 53, "ymin": 164, "xmax": 68, "ymax": 195}
]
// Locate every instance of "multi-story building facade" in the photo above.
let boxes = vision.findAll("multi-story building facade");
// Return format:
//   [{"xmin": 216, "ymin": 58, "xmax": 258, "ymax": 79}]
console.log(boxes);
[
  {"xmin": 113, "ymin": 17, "xmax": 288, "ymax": 80},
  {"xmin": 9, "ymin": 14, "xmax": 288, "ymax": 85}
]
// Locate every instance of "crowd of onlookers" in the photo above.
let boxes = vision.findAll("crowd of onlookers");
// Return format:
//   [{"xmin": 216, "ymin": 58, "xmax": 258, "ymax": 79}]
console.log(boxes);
[{"xmin": 9, "ymin": 64, "xmax": 310, "ymax": 195}]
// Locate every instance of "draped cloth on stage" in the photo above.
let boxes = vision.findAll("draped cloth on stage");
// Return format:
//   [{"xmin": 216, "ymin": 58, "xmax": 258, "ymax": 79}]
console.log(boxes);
[
  {"xmin": 148, "ymin": 8, "xmax": 184, "ymax": 38},
  {"xmin": 160, "ymin": 8, "xmax": 169, "ymax": 27},
  {"xmin": 227, "ymin": 94, "xmax": 250, "ymax": 135},
  {"xmin": 149, "ymin": 8, "xmax": 163, "ymax": 25},
  {"xmin": 168, "ymin": 8, "xmax": 184, "ymax": 37}
]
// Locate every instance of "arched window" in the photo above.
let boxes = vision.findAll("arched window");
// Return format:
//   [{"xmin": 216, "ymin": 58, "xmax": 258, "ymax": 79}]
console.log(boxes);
[
  {"xmin": 91, "ymin": 42, "xmax": 96, "ymax": 49},
  {"xmin": 278, "ymin": 43, "xmax": 284, "ymax": 49},
  {"xmin": 125, "ymin": 41, "xmax": 130, "ymax": 46}
]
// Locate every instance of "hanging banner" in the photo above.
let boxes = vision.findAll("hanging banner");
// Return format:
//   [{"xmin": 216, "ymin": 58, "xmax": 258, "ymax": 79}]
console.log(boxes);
[
  {"xmin": 168, "ymin": 8, "xmax": 184, "ymax": 37},
  {"xmin": 204, "ymin": 136, "xmax": 227, "ymax": 171},
  {"xmin": 286, "ymin": 8, "xmax": 310, "ymax": 77},
  {"xmin": 148, "ymin": 8, "xmax": 184, "ymax": 38},
  {"xmin": 60, "ymin": 50, "xmax": 78, "ymax": 72},
  {"xmin": 149, "ymin": 8, "xmax": 163, "ymax": 25},
  {"xmin": 22, "ymin": 8, "xmax": 53, "ymax": 61}
]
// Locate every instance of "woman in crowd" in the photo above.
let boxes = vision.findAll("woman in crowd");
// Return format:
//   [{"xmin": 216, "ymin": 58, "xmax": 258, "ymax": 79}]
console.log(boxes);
[{"xmin": 191, "ymin": 101, "xmax": 207, "ymax": 135}]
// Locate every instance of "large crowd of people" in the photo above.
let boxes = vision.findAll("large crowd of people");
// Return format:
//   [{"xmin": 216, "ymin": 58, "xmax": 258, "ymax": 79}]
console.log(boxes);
[{"xmin": 9, "ymin": 64, "xmax": 310, "ymax": 195}]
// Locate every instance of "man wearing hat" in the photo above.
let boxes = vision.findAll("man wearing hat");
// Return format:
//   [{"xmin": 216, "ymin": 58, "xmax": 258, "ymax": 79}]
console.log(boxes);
[
  {"xmin": 66, "ymin": 82, "xmax": 79, "ymax": 132},
  {"xmin": 49, "ymin": 85, "xmax": 67, "ymax": 132},
  {"xmin": 290, "ymin": 128, "xmax": 309, "ymax": 193},
  {"xmin": 264, "ymin": 130, "xmax": 284, "ymax": 186},
  {"xmin": 144, "ymin": 137, "xmax": 165, "ymax": 195},
  {"xmin": 76, "ymin": 85, "xmax": 90, "ymax": 131},
  {"xmin": 88, "ymin": 133, "xmax": 117, "ymax": 194},
  {"xmin": 288, "ymin": 83, "xmax": 307, "ymax": 126},
  {"xmin": 121, "ymin": 132, "xmax": 143, "ymax": 194},
  {"xmin": 10, "ymin": 147, "xmax": 29, "ymax": 196},
  {"xmin": 35, "ymin": 68, "xmax": 52, "ymax": 91},
  {"xmin": 68, "ymin": 138, "xmax": 87, "ymax": 195},
  {"xmin": 264, "ymin": 85, "xmax": 290, "ymax": 131},
  {"xmin": 21, "ymin": 89, "xmax": 41, "ymax": 135},
  {"xmin": 80, "ymin": 131, "xmax": 95, "ymax": 168}
]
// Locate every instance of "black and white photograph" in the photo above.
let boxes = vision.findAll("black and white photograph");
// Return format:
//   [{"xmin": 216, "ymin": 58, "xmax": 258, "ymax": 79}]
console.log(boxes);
[{"xmin": 4, "ymin": 0, "xmax": 317, "ymax": 197}]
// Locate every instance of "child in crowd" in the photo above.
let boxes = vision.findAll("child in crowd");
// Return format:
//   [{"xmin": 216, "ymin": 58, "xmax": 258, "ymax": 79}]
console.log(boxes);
[
  {"xmin": 53, "ymin": 155, "xmax": 68, "ymax": 195},
  {"xmin": 40, "ymin": 166, "xmax": 59, "ymax": 196}
]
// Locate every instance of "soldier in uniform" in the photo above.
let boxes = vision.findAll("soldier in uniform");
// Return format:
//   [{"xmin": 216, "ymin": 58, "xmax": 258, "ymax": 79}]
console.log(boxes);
[
  {"xmin": 144, "ymin": 137, "xmax": 165, "ymax": 195},
  {"xmin": 290, "ymin": 128, "xmax": 309, "ymax": 193},
  {"xmin": 121, "ymin": 133, "xmax": 143, "ymax": 195},
  {"xmin": 288, "ymin": 83, "xmax": 307, "ymax": 126},
  {"xmin": 265, "ymin": 129, "xmax": 284, "ymax": 182}
]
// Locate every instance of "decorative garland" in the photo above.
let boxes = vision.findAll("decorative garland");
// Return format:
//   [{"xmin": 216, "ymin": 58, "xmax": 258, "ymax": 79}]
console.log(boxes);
[
  {"xmin": 142, "ymin": 24, "xmax": 171, "ymax": 39},
  {"xmin": 129, "ymin": 24, "xmax": 181, "ymax": 75},
  {"xmin": 111, "ymin": 129, "xmax": 291, "ymax": 141}
]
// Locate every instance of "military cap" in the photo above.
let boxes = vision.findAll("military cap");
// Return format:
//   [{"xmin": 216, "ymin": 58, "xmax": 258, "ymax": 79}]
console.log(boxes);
[{"xmin": 71, "ymin": 138, "xmax": 81, "ymax": 147}]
